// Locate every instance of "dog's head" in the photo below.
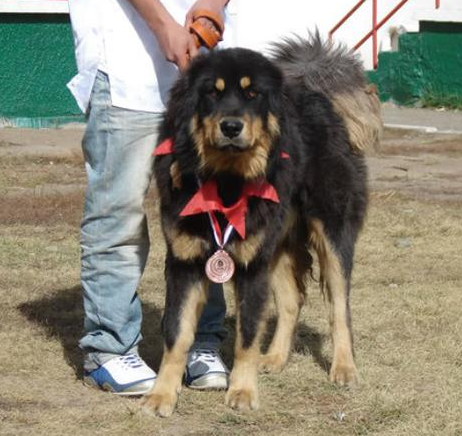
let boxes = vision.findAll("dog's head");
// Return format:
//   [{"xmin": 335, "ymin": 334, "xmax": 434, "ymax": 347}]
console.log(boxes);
[{"xmin": 166, "ymin": 48, "xmax": 284, "ymax": 180}]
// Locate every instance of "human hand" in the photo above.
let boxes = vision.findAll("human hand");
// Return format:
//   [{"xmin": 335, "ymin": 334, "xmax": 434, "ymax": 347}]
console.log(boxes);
[
  {"xmin": 127, "ymin": 0, "xmax": 199, "ymax": 71},
  {"xmin": 185, "ymin": 0, "xmax": 228, "ymax": 44},
  {"xmin": 155, "ymin": 17, "xmax": 199, "ymax": 71}
]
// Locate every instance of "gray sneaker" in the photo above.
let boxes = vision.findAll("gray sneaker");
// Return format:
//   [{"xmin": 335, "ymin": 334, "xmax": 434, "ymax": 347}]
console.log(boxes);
[{"xmin": 185, "ymin": 348, "xmax": 229, "ymax": 390}]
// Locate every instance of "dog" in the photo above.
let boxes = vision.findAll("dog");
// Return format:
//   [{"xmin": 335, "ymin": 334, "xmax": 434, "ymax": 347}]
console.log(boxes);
[{"xmin": 143, "ymin": 34, "xmax": 381, "ymax": 417}]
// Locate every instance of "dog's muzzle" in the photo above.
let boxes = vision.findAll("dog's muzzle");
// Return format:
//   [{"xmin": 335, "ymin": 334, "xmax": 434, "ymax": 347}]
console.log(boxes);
[
  {"xmin": 216, "ymin": 117, "xmax": 248, "ymax": 152},
  {"xmin": 220, "ymin": 118, "xmax": 243, "ymax": 139}
]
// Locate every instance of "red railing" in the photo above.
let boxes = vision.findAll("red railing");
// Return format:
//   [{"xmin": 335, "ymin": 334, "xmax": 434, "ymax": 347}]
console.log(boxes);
[{"xmin": 329, "ymin": 0, "xmax": 442, "ymax": 69}]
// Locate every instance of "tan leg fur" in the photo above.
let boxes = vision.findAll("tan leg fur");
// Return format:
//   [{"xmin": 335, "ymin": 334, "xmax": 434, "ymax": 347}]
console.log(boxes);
[
  {"xmin": 259, "ymin": 252, "xmax": 303, "ymax": 373},
  {"xmin": 310, "ymin": 219, "xmax": 358, "ymax": 386},
  {"xmin": 142, "ymin": 281, "xmax": 207, "ymax": 417},
  {"xmin": 225, "ymin": 297, "xmax": 268, "ymax": 411}
]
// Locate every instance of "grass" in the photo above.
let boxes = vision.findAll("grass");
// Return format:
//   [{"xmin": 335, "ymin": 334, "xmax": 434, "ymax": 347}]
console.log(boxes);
[
  {"xmin": 421, "ymin": 93, "xmax": 462, "ymax": 111},
  {"xmin": 0, "ymin": 155, "xmax": 85, "ymax": 190},
  {"xmin": 1, "ymin": 149, "xmax": 462, "ymax": 435}
]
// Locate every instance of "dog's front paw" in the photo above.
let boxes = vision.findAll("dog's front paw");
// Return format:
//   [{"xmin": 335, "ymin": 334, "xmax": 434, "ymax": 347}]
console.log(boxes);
[
  {"xmin": 329, "ymin": 361, "xmax": 358, "ymax": 386},
  {"xmin": 225, "ymin": 387, "xmax": 259, "ymax": 411},
  {"xmin": 259, "ymin": 353, "xmax": 287, "ymax": 374},
  {"xmin": 141, "ymin": 391, "xmax": 178, "ymax": 417}
]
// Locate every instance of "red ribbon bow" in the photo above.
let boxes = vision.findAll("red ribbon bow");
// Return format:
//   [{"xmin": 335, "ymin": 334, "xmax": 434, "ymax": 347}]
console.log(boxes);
[
  {"xmin": 153, "ymin": 137, "xmax": 283, "ymax": 239},
  {"xmin": 180, "ymin": 179, "xmax": 279, "ymax": 239}
]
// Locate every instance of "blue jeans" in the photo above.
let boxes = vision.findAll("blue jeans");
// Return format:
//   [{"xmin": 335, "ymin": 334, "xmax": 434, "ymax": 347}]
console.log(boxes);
[{"xmin": 80, "ymin": 71, "xmax": 226, "ymax": 371}]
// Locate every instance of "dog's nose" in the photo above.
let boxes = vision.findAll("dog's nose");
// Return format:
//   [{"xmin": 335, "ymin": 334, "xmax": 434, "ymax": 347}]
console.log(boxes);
[{"xmin": 220, "ymin": 119, "xmax": 243, "ymax": 139}]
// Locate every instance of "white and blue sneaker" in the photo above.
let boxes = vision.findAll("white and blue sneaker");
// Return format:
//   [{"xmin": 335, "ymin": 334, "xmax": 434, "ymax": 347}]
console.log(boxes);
[
  {"xmin": 83, "ymin": 354, "xmax": 156, "ymax": 396},
  {"xmin": 185, "ymin": 348, "xmax": 229, "ymax": 390}
]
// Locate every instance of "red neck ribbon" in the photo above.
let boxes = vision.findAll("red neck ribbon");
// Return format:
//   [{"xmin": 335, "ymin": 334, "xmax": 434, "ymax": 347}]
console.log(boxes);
[
  {"xmin": 180, "ymin": 179, "xmax": 279, "ymax": 239},
  {"xmin": 154, "ymin": 138, "xmax": 290, "ymax": 159},
  {"xmin": 154, "ymin": 137, "xmax": 283, "ymax": 240},
  {"xmin": 154, "ymin": 138, "xmax": 175, "ymax": 156}
]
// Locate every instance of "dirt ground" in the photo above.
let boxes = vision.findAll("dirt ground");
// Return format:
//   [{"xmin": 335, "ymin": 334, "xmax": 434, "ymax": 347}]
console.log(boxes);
[
  {"xmin": 368, "ymin": 128, "xmax": 462, "ymax": 203},
  {"xmin": 2, "ymin": 125, "xmax": 462, "ymax": 202},
  {"xmin": 0, "ymin": 123, "xmax": 461, "ymax": 436}
]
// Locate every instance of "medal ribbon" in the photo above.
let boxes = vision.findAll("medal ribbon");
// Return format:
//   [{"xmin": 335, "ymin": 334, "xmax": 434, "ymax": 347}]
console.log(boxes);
[
  {"xmin": 196, "ymin": 178, "xmax": 234, "ymax": 248},
  {"xmin": 208, "ymin": 210, "xmax": 234, "ymax": 249}
]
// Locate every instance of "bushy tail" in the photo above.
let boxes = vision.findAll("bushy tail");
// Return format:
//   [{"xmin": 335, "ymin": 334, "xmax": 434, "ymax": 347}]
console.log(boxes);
[{"xmin": 271, "ymin": 32, "xmax": 382, "ymax": 153}]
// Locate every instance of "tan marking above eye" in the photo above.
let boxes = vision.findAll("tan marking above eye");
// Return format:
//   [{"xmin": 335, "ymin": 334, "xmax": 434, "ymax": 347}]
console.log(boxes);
[
  {"xmin": 240, "ymin": 76, "xmax": 251, "ymax": 89},
  {"xmin": 215, "ymin": 78, "xmax": 225, "ymax": 92}
]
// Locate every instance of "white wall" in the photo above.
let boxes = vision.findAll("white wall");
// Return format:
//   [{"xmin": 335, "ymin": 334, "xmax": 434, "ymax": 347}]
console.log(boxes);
[
  {"xmin": 0, "ymin": 0, "xmax": 68, "ymax": 13},
  {"xmin": 228, "ymin": 0, "xmax": 462, "ymax": 70}
]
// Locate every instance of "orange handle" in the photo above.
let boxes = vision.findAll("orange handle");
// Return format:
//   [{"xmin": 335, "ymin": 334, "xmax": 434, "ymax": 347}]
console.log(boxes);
[
  {"xmin": 189, "ymin": 10, "xmax": 224, "ymax": 49},
  {"xmin": 192, "ymin": 10, "xmax": 224, "ymax": 34}
]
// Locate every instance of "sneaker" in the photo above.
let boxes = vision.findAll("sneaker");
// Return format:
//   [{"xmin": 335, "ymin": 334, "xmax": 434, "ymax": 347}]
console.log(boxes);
[
  {"xmin": 83, "ymin": 354, "xmax": 156, "ymax": 396},
  {"xmin": 185, "ymin": 348, "xmax": 229, "ymax": 390}
]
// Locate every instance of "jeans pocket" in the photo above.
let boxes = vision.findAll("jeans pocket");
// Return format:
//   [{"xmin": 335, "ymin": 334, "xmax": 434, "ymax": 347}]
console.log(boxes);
[
  {"xmin": 82, "ymin": 110, "xmax": 109, "ymax": 175},
  {"xmin": 82, "ymin": 72, "xmax": 111, "ymax": 175}
]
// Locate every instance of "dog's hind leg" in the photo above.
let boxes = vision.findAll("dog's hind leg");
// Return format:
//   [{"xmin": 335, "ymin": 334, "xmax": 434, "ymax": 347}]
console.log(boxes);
[
  {"xmin": 143, "ymin": 257, "xmax": 207, "ymax": 417},
  {"xmin": 310, "ymin": 219, "xmax": 358, "ymax": 386},
  {"xmin": 259, "ymin": 251, "xmax": 305, "ymax": 374},
  {"xmin": 225, "ymin": 265, "xmax": 270, "ymax": 411}
]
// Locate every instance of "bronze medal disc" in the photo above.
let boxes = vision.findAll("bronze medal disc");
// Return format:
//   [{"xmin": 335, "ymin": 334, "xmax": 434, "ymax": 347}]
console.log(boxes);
[{"xmin": 205, "ymin": 250, "xmax": 235, "ymax": 283}]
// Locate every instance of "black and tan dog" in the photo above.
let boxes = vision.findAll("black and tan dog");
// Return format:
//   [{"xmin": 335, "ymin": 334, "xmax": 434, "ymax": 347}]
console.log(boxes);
[{"xmin": 143, "ymin": 35, "xmax": 381, "ymax": 417}]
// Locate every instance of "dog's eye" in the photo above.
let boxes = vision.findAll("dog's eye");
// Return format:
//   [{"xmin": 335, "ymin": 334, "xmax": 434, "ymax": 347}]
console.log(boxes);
[{"xmin": 244, "ymin": 89, "xmax": 259, "ymax": 100}]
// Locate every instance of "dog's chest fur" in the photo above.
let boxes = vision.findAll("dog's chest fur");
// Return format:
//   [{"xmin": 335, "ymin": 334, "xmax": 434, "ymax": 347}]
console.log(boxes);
[{"xmin": 172, "ymin": 172, "xmax": 289, "ymax": 267}]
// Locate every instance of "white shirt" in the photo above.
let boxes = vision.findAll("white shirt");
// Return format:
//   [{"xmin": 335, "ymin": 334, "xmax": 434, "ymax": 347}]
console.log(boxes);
[{"xmin": 67, "ymin": 0, "xmax": 235, "ymax": 113}]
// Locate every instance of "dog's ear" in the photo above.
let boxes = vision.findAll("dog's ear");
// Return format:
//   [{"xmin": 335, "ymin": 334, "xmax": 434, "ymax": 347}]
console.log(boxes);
[
  {"xmin": 165, "ymin": 72, "xmax": 198, "ymax": 135},
  {"xmin": 163, "ymin": 69, "xmax": 203, "ymax": 173},
  {"xmin": 267, "ymin": 66, "xmax": 284, "ymax": 117}
]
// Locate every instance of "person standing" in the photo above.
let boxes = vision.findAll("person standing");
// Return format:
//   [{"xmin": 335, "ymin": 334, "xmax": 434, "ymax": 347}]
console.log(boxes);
[{"xmin": 67, "ymin": 0, "xmax": 233, "ymax": 395}]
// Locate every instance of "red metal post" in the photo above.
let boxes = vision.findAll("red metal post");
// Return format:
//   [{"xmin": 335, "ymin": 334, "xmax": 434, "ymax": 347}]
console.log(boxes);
[
  {"xmin": 331, "ymin": 0, "xmax": 433, "ymax": 69},
  {"xmin": 435, "ymin": 0, "xmax": 441, "ymax": 9},
  {"xmin": 329, "ymin": 0, "xmax": 368, "ymax": 41},
  {"xmin": 372, "ymin": 0, "xmax": 378, "ymax": 68},
  {"xmin": 354, "ymin": 0, "xmax": 410, "ymax": 50}
]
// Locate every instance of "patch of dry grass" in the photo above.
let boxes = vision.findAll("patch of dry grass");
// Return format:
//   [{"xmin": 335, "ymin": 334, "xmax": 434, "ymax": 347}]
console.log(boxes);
[
  {"xmin": 1, "ymin": 160, "xmax": 462, "ymax": 435},
  {"xmin": 0, "ymin": 193, "xmax": 84, "ymax": 226},
  {"xmin": 0, "ymin": 155, "xmax": 85, "ymax": 191}
]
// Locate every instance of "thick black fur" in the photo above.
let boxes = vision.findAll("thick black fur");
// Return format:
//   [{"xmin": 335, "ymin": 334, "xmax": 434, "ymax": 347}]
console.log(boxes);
[{"xmin": 154, "ymin": 42, "xmax": 368, "ymax": 362}]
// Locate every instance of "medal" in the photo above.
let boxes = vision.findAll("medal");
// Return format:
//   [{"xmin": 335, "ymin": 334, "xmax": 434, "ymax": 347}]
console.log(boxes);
[
  {"xmin": 205, "ymin": 250, "xmax": 235, "ymax": 283},
  {"xmin": 183, "ymin": 177, "xmax": 279, "ymax": 283},
  {"xmin": 199, "ymin": 181, "xmax": 236, "ymax": 283},
  {"xmin": 205, "ymin": 215, "xmax": 235, "ymax": 284}
]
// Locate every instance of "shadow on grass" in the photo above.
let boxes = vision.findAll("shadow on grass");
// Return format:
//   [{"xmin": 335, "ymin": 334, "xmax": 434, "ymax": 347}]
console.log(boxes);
[
  {"xmin": 212, "ymin": 315, "xmax": 330, "ymax": 374},
  {"xmin": 262, "ymin": 316, "xmax": 331, "ymax": 374},
  {"xmin": 294, "ymin": 322, "xmax": 331, "ymax": 373},
  {"xmin": 18, "ymin": 287, "xmax": 329, "ymax": 378},
  {"xmin": 17, "ymin": 286, "xmax": 164, "ymax": 378}
]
